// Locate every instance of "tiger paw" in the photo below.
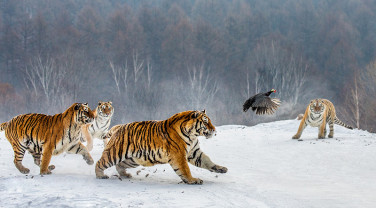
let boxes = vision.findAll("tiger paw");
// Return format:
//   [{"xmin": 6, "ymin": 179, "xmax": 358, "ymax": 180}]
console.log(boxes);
[
  {"xmin": 119, "ymin": 171, "xmax": 132, "ymax": 178},
  {"xmin": 20, "ymin": 168, "xmax": 30, "ymax": 174},
  {"xmin": 40, "ymin": 170, "xmax": 52, "ymax": 175},
  {"xmin": 211, "ymin": 165, "xmax": 228, "ymax": 173},
  {"xmin": 96, "ymin": 175, "xmax": 109, "ymax": 179},
  {"xmin": 292, "ymin": 135, "xmax": 300, "ymax": 139},
  {"xmin": 184, "ymin": 177, "xmax": 203, "ymax": 185},
  {"xmin": 83, "ymin": 154, "xmax": 94, "ymax": 165},
  {"xmin": 48, "ymin": 165, "xmax": 55, "ymax": 171}
]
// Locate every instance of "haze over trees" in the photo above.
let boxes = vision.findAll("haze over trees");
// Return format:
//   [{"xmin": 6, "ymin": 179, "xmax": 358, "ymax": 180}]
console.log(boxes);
[{"xmin": 1, "ymin": 0, "xmax": 376, "ymax": 131}]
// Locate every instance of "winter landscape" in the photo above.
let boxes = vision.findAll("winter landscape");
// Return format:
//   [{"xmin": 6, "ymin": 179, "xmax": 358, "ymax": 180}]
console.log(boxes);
[
  {"xmin": 1, "ymin": 0, "xmax": 376, "ymax": 207},
  {"xmin": 1, "ymin": 119, "xmax": 375, "ymax": 208}
]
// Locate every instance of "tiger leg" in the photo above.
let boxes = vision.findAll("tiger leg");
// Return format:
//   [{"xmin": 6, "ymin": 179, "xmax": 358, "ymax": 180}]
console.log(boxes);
[
  {"xmin": 292, "ymin": 119, "xmax": 307, "ymax": 139},
  {"xmin": 188, "ymin": 145, "xmax": 227, "ymax": 173},
  {"xmin": 12, "ymin": 141, "xmax": 30, "ymax": 174},
  {"xmin": 95, "ymin": 153, "xmax": 115, "ymax": 179},
  {"xmin": 66, "ymin": 142, "xmax": 94, "ymax": 165},
  {"xmin": 81, "ymin": 124, "xmax": 93, "ymax": 151},
  {"xmin": 40, "ymin": 146, "xmax": 53, "ymax": 175},
  {"xmin": 115, "ymin": 159, "xmax": 139, "ymax": 178},
  {"xmin": 95, "ymin": 141, "xmax": 125, "ymax": 179},
  {"xmin": 328, "ymin": 120, "xmax": 334, "ymax": 138},
  {"xmin": 103, "ymin": 139, "xmax": 108, "ymax": 147},
  {"xmin": 101, "ymin": 134, "xmax": 109, "ymax": 147},
  {"xmin": 28, "ymin": 149, "xmax": 55, "ymax": 171},
  {"xmin": 318, "ymin": 120, "xmax": 327, "ymax": 139},
  {"xmin": 169, "ymin": 153, "xmax": 203, "ymax": 185}
]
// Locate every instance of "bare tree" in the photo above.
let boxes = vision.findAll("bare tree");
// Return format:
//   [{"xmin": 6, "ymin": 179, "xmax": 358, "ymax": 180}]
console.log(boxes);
[
  {"xmin": 132, "ymin": 50, "xmax": 144, "ymax": 84},
  {"xmin": 146, "ymin": 58, "xmax": 153, "ymax": 90},
  {"xmin": 252, "ymin": 40, "xmax": 308, "ymax": 107},
  {"xmin": 110, "ymin": 61, "xmax": 121, "ymax": 95},
  {"xmin": 110, "ymin": 60, "xmax": 130, "ymax": 95},
  {"xmin": 183, "ymin": 63, "xmax": 218, "ymax": 109},
  {"xmin": 23, "ymin": 55, "xmax": 72, "ymax": 113},
  {"xmin": 351, "ymin": 73, "xmax": 362, "ymax": 129},
  {"xmin": 341, "ymin": 72, "xmax": 364, "ymax": 129},
  {"xmin": 341, "ymin": 62, "xmax": 376, "ymax": 129}
]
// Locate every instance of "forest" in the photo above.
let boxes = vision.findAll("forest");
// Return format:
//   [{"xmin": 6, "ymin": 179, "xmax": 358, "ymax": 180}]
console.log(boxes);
[{"xmin": 0, "ymin": 0, "xmax": 376, "ymax": 131}]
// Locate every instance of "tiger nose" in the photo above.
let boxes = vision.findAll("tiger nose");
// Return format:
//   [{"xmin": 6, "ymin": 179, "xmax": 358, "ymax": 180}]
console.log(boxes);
[{"xmin": 211, "ymin": 129, "xmax": 217, "ymax": 136}]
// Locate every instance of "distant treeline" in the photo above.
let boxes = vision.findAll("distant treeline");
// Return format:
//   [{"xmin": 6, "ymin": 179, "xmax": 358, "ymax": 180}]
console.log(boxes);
[{"xmin": 1, "ymin": 0, "xmax": 376, "ymax": 131}]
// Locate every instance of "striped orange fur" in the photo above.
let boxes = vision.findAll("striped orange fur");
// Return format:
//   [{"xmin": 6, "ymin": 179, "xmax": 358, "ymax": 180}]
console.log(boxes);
[
  {"xmin": 292, "ymin": 99, "xmax": 353, "ymax": 140},
  {"xmin": 95, "ymin": 110, "xmax": 227, "ymax": 184},
  {"xmin": 0, "ymin": 103, "xmax": 95, "ymax": 175}
]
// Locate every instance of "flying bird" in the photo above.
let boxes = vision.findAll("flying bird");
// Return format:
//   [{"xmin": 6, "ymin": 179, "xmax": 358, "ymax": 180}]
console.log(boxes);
[{"xmin": 243, "ymin": 89, "xmax": 281, "ymax": 115}]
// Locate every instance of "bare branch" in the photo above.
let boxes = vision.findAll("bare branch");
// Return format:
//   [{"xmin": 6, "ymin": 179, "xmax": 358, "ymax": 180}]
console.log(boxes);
[
  {"xmin": 132, "ymin": 50, "xmax": 144, "ymax": 84},
  {"xmin": 110, "ymin": 61, "xmax": 121, "ymax": 95}
]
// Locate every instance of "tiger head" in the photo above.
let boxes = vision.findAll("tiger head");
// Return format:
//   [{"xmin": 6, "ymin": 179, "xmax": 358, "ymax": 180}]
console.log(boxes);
[
  {"xmin": 97, "ymin": 101, "xmax": 114, "ymax": 118},
  {"xmin": 309, "ymin": 99, "xmax": 325, "ymax": 114},
  {"xmin": 187, "ymin": 110, "xmax": 216, "ymax": 139},
  {"xmin": 74, "ymin": 103, "xmax": 95, "ymax": 124}
]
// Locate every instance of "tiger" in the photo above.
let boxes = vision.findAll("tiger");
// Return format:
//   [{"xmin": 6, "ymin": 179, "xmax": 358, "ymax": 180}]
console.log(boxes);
[
  {"xmin": 81, "ymin": 101, "xmax": 114, "ymax": 151},
  {"xmin": 0, "ymin": 103, "xmax": 95, "ymax": 175},
  {"xmin": 292, "ymin": 98, "xmax": 353, "ymax": 140},
  {"xmin": 95, "ymin": 110, "xmax": 228, "ymax": 185}
]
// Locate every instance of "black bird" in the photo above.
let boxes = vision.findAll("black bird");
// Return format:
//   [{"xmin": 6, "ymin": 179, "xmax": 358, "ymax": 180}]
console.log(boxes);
[{"xmin": 243, "ymin": 89, "xmax": 281, "ymax": 115}]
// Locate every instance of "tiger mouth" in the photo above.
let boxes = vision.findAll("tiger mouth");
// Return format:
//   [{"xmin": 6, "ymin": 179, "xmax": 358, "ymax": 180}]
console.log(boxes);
[
  {"xmin": 99, "ymin": 111, "xmax": 112, "ymax": 117},
  {"xmin": 203, "ymin": 130, "xmax": 215, "ymax": 139}
]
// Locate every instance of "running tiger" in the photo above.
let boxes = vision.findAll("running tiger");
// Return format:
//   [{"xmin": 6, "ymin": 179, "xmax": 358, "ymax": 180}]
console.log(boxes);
[
  {"xmin": 95, "ymin": 110, "xmax": 228, "ymax": 184},
  {"xmin": 292, "ymin": 99, "xmax": 353, "ymax": 140},
  {"xmin": 81, "ymin": 101, "xmax": 114, "ymax": 151},
  {"xmin": 0, "ymin": 103, "xmax": 95, "ymax": 175}
]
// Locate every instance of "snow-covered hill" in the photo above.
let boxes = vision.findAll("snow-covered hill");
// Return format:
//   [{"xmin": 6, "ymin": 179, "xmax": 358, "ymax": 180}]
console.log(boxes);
[{"xmin": 0, "ymin": 119, "xmax": 375, "ymax": 208}]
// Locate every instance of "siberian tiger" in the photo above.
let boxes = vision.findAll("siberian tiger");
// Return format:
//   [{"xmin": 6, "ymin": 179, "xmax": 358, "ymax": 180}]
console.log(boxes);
[
  {"xmin": 292, "ymin": 99, "xmax": 353, "ymax": 140},
  {"xmin": 81, "ymin": 101, "xmax": 114, "ymax": 151},
  {"xmin": 0, "ymin": 103, "xmax": 95, "ymax": 175},
  {"xmin": 95, "ymin": 110, "xmax": 228, "ymax": 184}
]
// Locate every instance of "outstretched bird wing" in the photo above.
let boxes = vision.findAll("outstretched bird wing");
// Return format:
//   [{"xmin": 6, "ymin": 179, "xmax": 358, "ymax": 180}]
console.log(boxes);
[
  {"xmin": 243, "ymin": 94, "xmax": 281, "ymax": 115},
  {"xmin": 252, "ymin": 97, "xmax": 281, "ymax": 115}
]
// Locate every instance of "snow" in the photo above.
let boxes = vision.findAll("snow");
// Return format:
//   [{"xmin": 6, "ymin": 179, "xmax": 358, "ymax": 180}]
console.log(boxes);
[{"xmin": 1, "ymin": 119, "xmax": 376, "ymax": 208}]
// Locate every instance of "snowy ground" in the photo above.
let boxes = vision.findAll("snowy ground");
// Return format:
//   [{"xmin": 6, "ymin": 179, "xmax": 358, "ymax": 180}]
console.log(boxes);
[{"xmin": 0, "ymin": 119, "xmax": 375, "ymax": 208}]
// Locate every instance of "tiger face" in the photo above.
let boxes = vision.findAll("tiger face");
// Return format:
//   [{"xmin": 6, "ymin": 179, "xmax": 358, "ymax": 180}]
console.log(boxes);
[
  {"xmin": 193, "ymin": 110, "xmax": 216, "ymax": 139},
  {"xmin": 75, "ymin": 103, "xmax": 95, "ymax": 124},
  {"xmin": 309, "ymin": 99, "xmax": 325, "ymax": 114},
  {"xmin": 97, "ymin": 101, "xmax": 114, "ymax": 118}
]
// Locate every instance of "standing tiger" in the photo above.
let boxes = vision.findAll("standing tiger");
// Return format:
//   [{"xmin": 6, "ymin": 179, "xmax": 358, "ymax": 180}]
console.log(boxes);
[
  {"xmin": 95, "ymin": 110, "xmax": 228, "ymax": 184},
  {"xmin": 81, "ymin": 101, "xmax": 114, "ymax": 151},
  {"xmin": 0, "ymin": 103, "xmax": 95, "ymax": 175},
  {"xmin": 292, "ymin": 99, "xmax": 353, "ymax": 140}
]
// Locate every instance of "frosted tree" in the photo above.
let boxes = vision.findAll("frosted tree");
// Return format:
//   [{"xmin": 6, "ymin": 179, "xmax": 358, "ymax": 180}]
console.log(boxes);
[
  {"xmin": 250, "ymin": 40, "xmax": 308, "ymax": 108},
  {"xmin": 24, "ymin": 55, "xmax": 73, "ymax": 112},
  {"xmin": 132, "ymin": 50, "xmax": 144, "ymax": 84},
  {"xmin": 183, "ymin": 63, "xmax": 218, "ymax": 110},
  {"xmin": 110, "ymin": 61, "xmax": 129, "ymax": 95},
  {"xmin": 341, "ymin": 63, "xmax": 375, "ymax": 129}
]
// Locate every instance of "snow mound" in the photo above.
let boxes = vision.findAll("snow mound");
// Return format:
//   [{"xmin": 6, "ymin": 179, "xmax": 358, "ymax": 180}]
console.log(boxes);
[{"xmin": 0, "ymin": 119, "xmax": 375, "ymax": 207}]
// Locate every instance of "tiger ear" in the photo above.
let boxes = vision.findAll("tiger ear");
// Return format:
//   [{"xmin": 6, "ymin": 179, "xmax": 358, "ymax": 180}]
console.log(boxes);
[
  {"xmin": 98, "ymin": 101, "xmax": 102, "ymax": 106},
  {"xmin": 109, "ymin": 101, "xmax": 112, "ymax": 105},
  {"xmin": 83, "ymin": 103, "xmax": 88, "ymax": 106},
  {"xmin": 74, "ymin": 103, "xmax": 81, "ymax": 110},
  {"xmin": 202, "ymin": 109, "xmax": 206, "ymax": 114}
]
